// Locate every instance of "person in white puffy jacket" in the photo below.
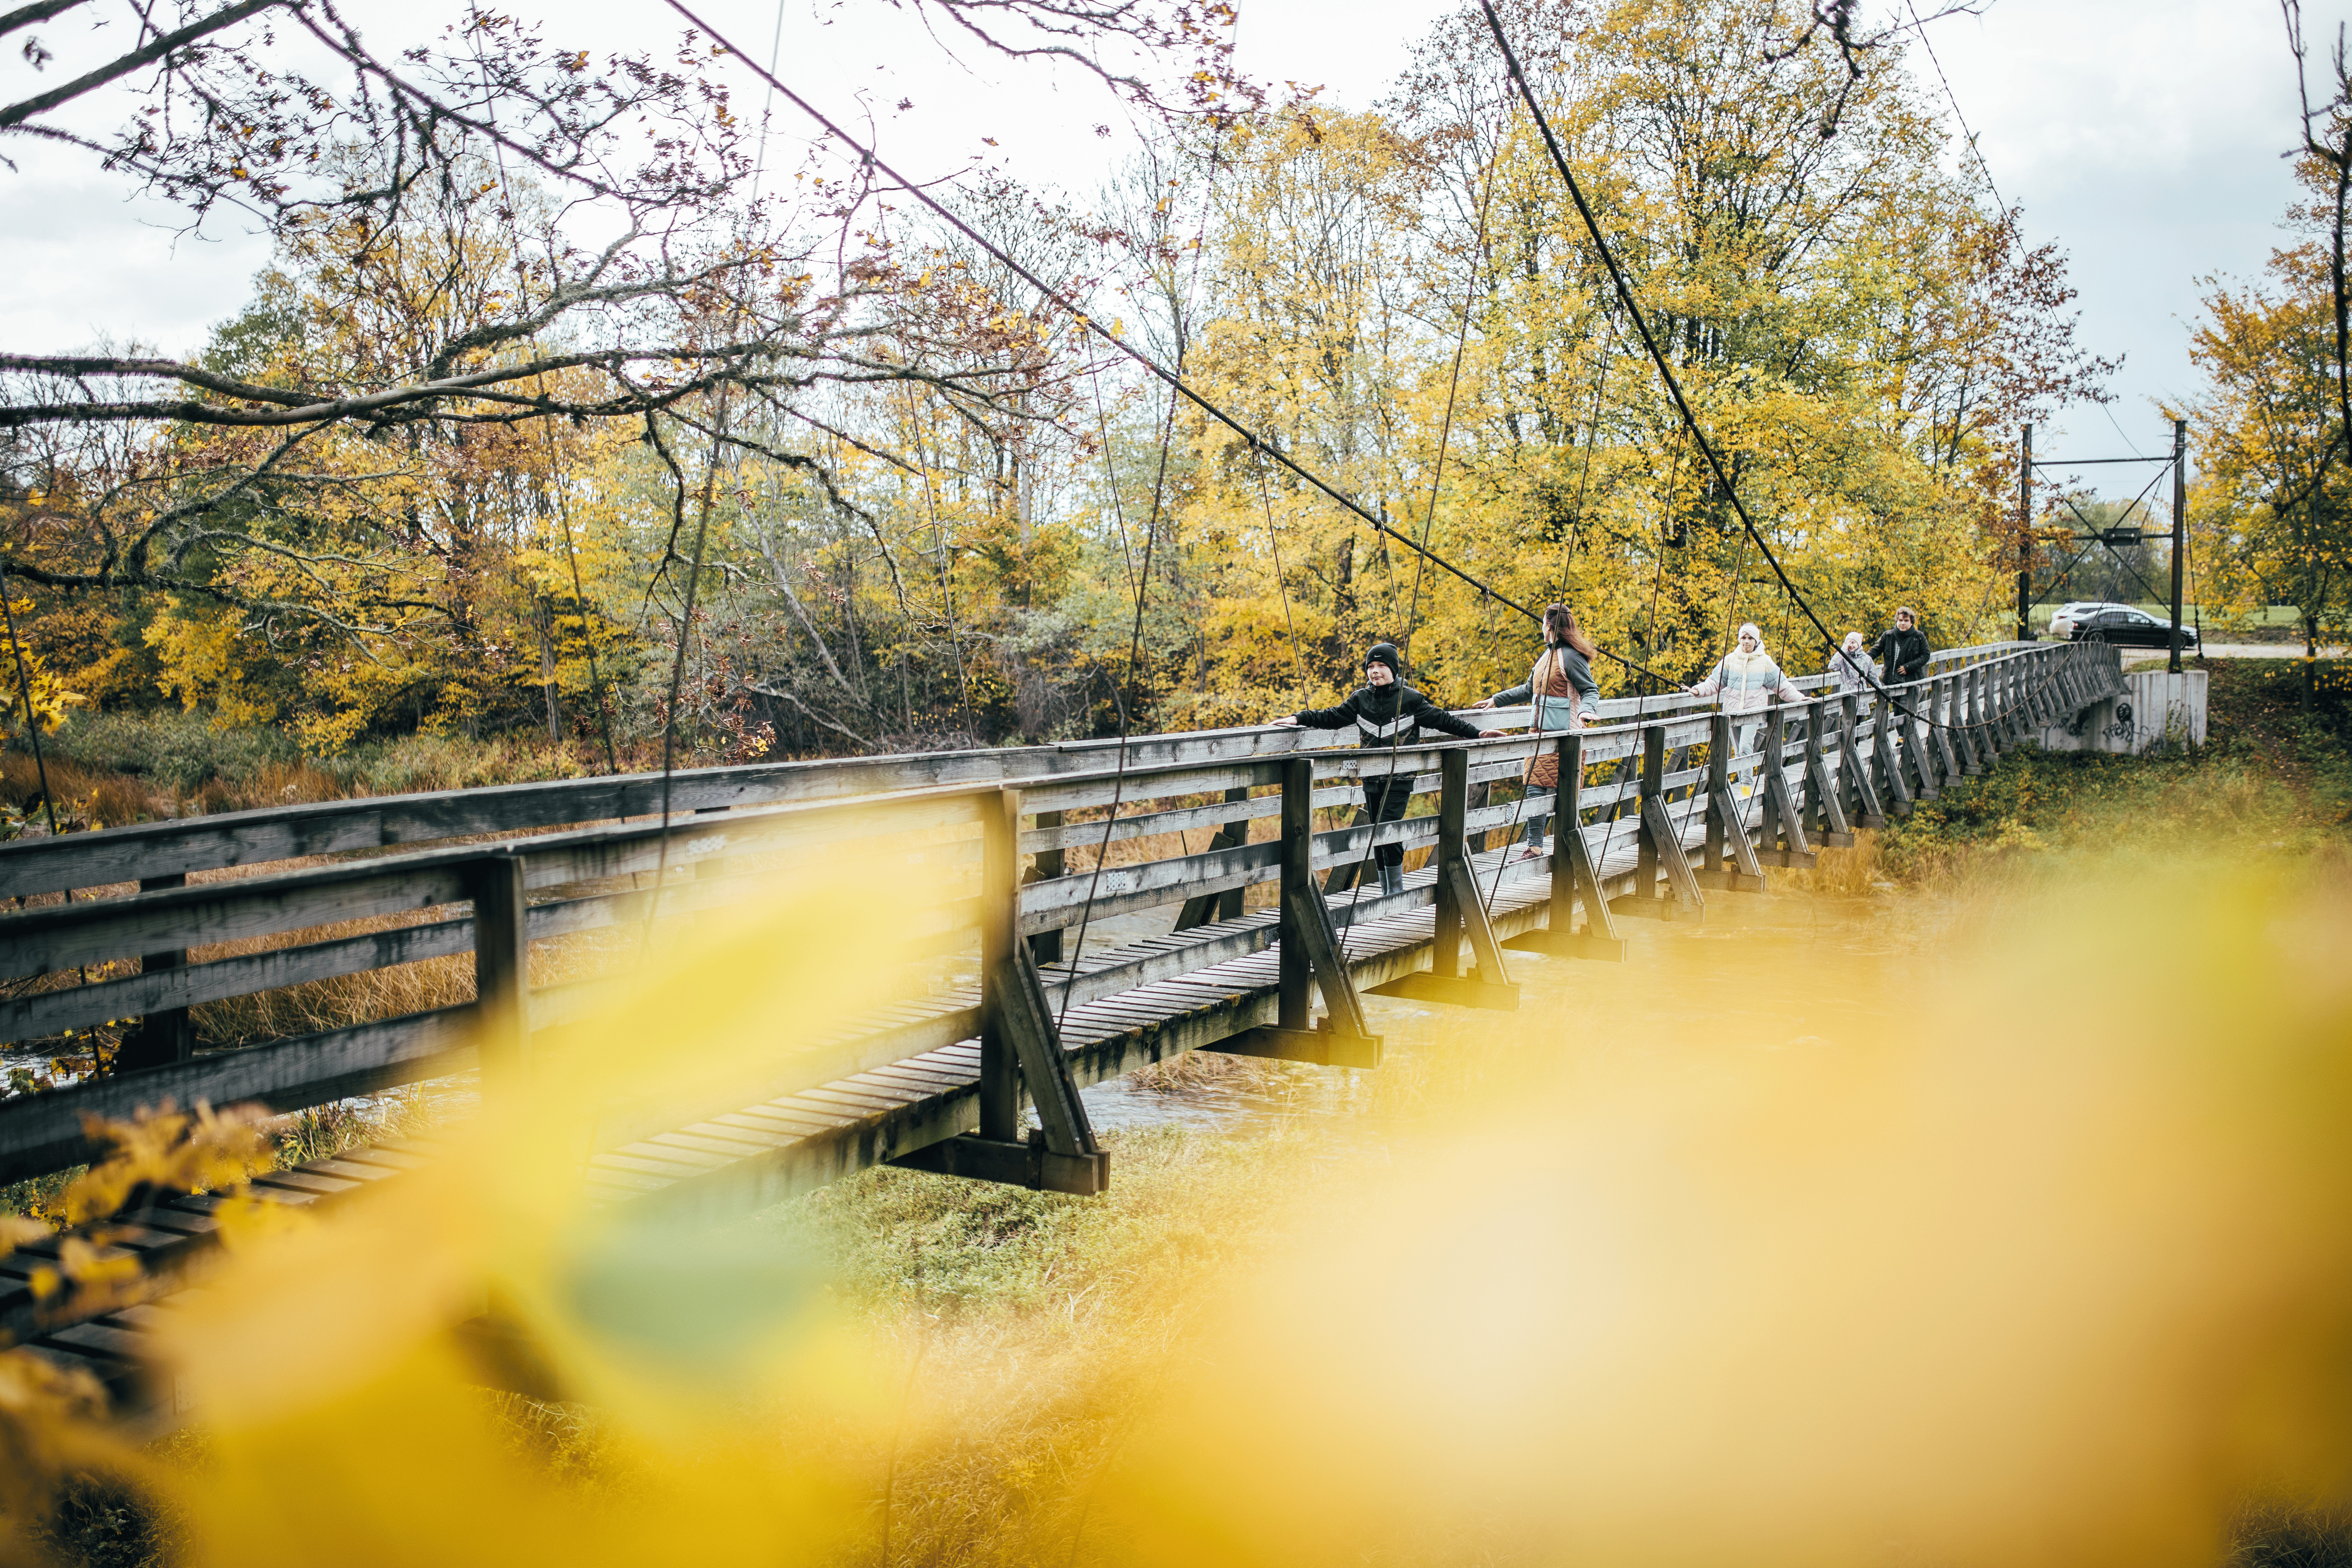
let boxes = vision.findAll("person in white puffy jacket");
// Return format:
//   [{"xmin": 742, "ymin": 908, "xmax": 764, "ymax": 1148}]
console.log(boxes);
[{"xmin": 1687, "ymin": 622, "xmax": 1803, "ymax": 750}]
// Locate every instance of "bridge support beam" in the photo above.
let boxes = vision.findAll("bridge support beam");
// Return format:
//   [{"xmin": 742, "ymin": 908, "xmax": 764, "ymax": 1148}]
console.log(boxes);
[
  {"xmin": 1694, "ymin": 714, "xmax": 1768, "ymax": 891},
  {"xmin": 1611, "ymin": 724, "xmax": 1704, "ymax": 922},
  {"xmin": 1504, "ymin": 732, "xmax": 1627, "ymax": 961},
  {"xmin": 1754, "ymin": 707, "xmax": 1817, "ymax": 869},
  {"xmin": 1872, "ymin": 692, "xmax": 1913, "ymax": 816},
  {"xmin": 1373, "ymin": 747, "xmax": 1519, "ymax": 1008},
  {"xmin": 1802, "ymin": 700, "xmax": 1856, "ymax": 848},
  {"xmin": 900, "ymin": 789, "xmax": 1109, "ymax": 1196},
  {"xmin": 1841, "ymin": 693, "xmax": 1886, "ymax": 830},
  {"xmin": 1222, "ymin": 757, "xmax": 1383, "ymax": 1066}
]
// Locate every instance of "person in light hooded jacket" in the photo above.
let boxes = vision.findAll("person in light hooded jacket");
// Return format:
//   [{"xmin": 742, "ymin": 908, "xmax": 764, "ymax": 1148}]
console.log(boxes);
[
  {"xmin": 1827, "ymin": 631, "xmax": 1875, "ymax": 695},
  {"xmin": 1687, "ymin": 622, "xmax": 1802, "ymax": 751},
  {"xmin": 1471, "ymin": 603, "xmax": 1603, "ymax": 860}
]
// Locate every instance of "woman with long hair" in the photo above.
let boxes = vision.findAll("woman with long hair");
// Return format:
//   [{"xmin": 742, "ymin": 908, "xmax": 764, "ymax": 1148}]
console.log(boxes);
[{"xmin": 1473, "ymin": 604, "xmax": 1602, "ymax": 860}]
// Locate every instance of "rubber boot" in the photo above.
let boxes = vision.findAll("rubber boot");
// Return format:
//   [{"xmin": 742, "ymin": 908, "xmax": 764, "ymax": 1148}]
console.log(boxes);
[{"xmin": 1378, "ymin": 863, "xmax": 1405, "ymax": 898}]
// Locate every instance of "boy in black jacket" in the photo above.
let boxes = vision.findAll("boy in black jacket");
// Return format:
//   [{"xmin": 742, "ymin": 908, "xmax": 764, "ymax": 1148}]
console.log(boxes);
[{"xmin": 1272, "ymin": 642, "xmax": 1501, "ymax": 897}]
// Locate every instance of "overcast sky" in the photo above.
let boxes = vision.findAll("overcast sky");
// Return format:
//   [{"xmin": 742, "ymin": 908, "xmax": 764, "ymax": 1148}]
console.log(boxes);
[{"xmin": 0, "ymin": 0, "xmax": 2339, "ymax": 499}]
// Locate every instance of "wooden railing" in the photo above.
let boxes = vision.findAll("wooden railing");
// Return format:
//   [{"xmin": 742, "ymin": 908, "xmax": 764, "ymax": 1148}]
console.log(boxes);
[{"xmin": 0, "ymin": 640, "xmax": 2121, "ymax": 1184}]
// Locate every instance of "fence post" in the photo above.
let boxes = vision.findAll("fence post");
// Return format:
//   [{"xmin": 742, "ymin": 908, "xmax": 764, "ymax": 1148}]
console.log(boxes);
[
  {"xmin": 469, "ymin": 852, "xmax": 530, "ymax": 1097},
  {"xmin": 1277, "ymin": 757, "xmax": 1315, "ymax": 1033},
  {"xmin": 1173, "ymin": 787, "xmax": 1250, "ymax": 931},
  {"xmin": 1802, "ymin": 698, "xmax": 1855, "ymax": 847},
  {"xmin": 117, "ymin": 873, "xmax": 193, "ymax": 1073},
  {"xmin": 1841, "ymin": 692, "xmax": 1885, "ymax": 830}
]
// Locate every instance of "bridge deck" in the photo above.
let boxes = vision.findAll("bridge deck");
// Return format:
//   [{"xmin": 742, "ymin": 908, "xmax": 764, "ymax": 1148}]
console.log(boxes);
[{"xmin": 0, "ymin": 640, "xmax": 2126, "ymax": 1424}]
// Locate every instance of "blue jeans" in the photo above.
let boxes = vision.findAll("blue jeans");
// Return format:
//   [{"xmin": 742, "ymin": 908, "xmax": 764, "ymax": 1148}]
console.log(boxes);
[{"xmin": 1517, "ymin": 787, "xmax": 1557, "ymax": 849}]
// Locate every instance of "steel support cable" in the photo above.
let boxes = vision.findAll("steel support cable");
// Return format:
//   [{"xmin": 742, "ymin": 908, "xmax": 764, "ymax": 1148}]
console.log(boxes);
[
  {"xmin": 1054, "ymin": 133, "xmax": 1232, "ymax": 1032},
  {"xmin": 1479, "ymin": 0, "xmax": 2057, "ymax": 741},
  {"xmin": 659, "ymin": 0, "xmax": 1695, "ymax": 698}
]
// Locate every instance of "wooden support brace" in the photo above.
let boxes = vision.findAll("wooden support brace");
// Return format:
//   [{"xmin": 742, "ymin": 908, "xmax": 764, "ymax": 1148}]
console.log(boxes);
[
  {"xmin": 1211, "ymin": 1023, "xmax": 1383, "ymax": 1069},
  {"xmin": 1238, "ymin": 758, "xmax": 1383, "ymax": 1061},
  {"xmin": 1028, "ymin": 808, "xmax": 1067, "ymax": 962},
  {"xmin": 1803, "ymin": 707, "xmax": 1856, "ymax": 847},
  {"xmin": 1873, "ymin": 698, "xmax": 1913, "ymax": 815},
  {"xmin": 1841, "ymin": 694, "xmax": 1887, "ymax": 830},
  {"xmin": 913, "ymin": 789, "xmax": 1110, "ymax": 1195},
  {"xmin": 1905, "ymin": 690, "xmax": 1940, "ymax": 800},
  {"xmin": 1694, "ymin": 715, "xmax": 1767, "ymax": 891},
  {"xmin": 1504, "ymin": 735, "xmax": 1627, "ymax": 960},
  {"xmin": 1933, "ymin": 677, "xmax": 1964, "ymax": 782},
  {"xmin": 1693, "ymin": 787, "xmax": 1768, "ymax": 891},
  {"xmin": 1375, "ymin": 748, "xmax": 1519, "ymax": 1010},
  {"xmin": 1613, "ymin": 794, "xmax": 1706, "ymax": 921},
  {"xmin": 1173, "ymin": 788, "xmax": 1250, "ymax": 930},
  {"xmin": 893, "ymin": 1129, "xmax": 1111, "ymax": 1196}
]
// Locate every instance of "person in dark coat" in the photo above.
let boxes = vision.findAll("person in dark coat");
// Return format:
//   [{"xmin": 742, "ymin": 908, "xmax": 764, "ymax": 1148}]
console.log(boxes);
[
  {"xmin": 1872, "ymin": 606, "xmax": 1930, "ymax": 686},
  {"xmin": 1273, "ymin": 642, "xmax": 1501, "ymax": 897}
]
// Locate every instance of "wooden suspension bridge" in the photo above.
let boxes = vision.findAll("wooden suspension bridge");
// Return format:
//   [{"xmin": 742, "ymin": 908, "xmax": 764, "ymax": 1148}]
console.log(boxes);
[{"xmin": 0, "ymin": 639, "xmax": 2122, "ymax": 1421}]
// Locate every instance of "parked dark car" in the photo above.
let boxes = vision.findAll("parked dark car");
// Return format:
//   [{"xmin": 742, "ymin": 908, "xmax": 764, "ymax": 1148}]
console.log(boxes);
[{"xmin": 2070, "ymin": 607, "xmax": 2199, "ymax": 649}]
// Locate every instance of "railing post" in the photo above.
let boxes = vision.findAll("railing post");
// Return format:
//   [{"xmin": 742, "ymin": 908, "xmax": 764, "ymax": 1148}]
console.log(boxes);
[
  {"xmin": 1431, "ymin": 750, "xmax": 1467, "ymax": 980},
  {"xmin": 1173, "ymin": 787, "xmax": 1249, "ymax": 931},
  {"xmin": 1372, "ymin": 746, "xmax": 1519, "ymax": 1007},
  {"xmin": 1028, "ymin": 809, "xmax": 1065, "ymax": 963},
  {"xmin": 1802, "ymin": 698, "xmax": 1855, "ymax": 846},
  {"xmin": 1611, "ymin": 720, "xmax": 1703, "ymax": 921},
  {"xmin": 1959, "ymin": 667, "xmax": 1985, "ymax": 774},
  {"xmin": 117, "ymin": 872, "xmax": 193, "ymax": 1073},
  {"xmin": 1634, "ymin": 721, "xmax": 1663, "ymax": 906},
  {"xmin": 1277, "ymin": 757, "xmax": 1315, "ymax": 1033},
  {"xmin": 895, "ymin": 786, "xmax": 1109, "ymax": 1194},
  {"xmin": 469, "ymin": 852, "xmax": 530, "ymax": 1097},
  {"xmin": 1697, "ymin": 713, "xmax": 1768, "ymax": 892},
  {"xmin": 1704, "ymin": 714, "xmax": 1729, "ymax": 873},
  {"xmin": 1215, "ymin": 758, "xmax": 1384, "ymax": 1063},
  {"xmin": 1500, "ymin": 730, "xmax": 1626, "ymax": 961},
  {"xmin": 978, "ymin": 789, "xmax": 1023, "ymax": 1143},
  {"xmin": 1841, "ymin": 692, "xmax": 1885, "ymax": 829}
]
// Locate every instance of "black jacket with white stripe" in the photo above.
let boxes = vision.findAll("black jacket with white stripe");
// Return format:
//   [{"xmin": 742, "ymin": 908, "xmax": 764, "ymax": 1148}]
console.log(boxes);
[{"xmin": 1293, "ymin": 684, "xmax": 1483, "ymax": 748}]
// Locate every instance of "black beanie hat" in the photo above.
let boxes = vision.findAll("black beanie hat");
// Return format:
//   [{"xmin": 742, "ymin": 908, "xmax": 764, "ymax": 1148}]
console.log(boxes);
[{"xmin": 1365, "ymin": 642, "xmax": 1403, "ymax": 677}]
